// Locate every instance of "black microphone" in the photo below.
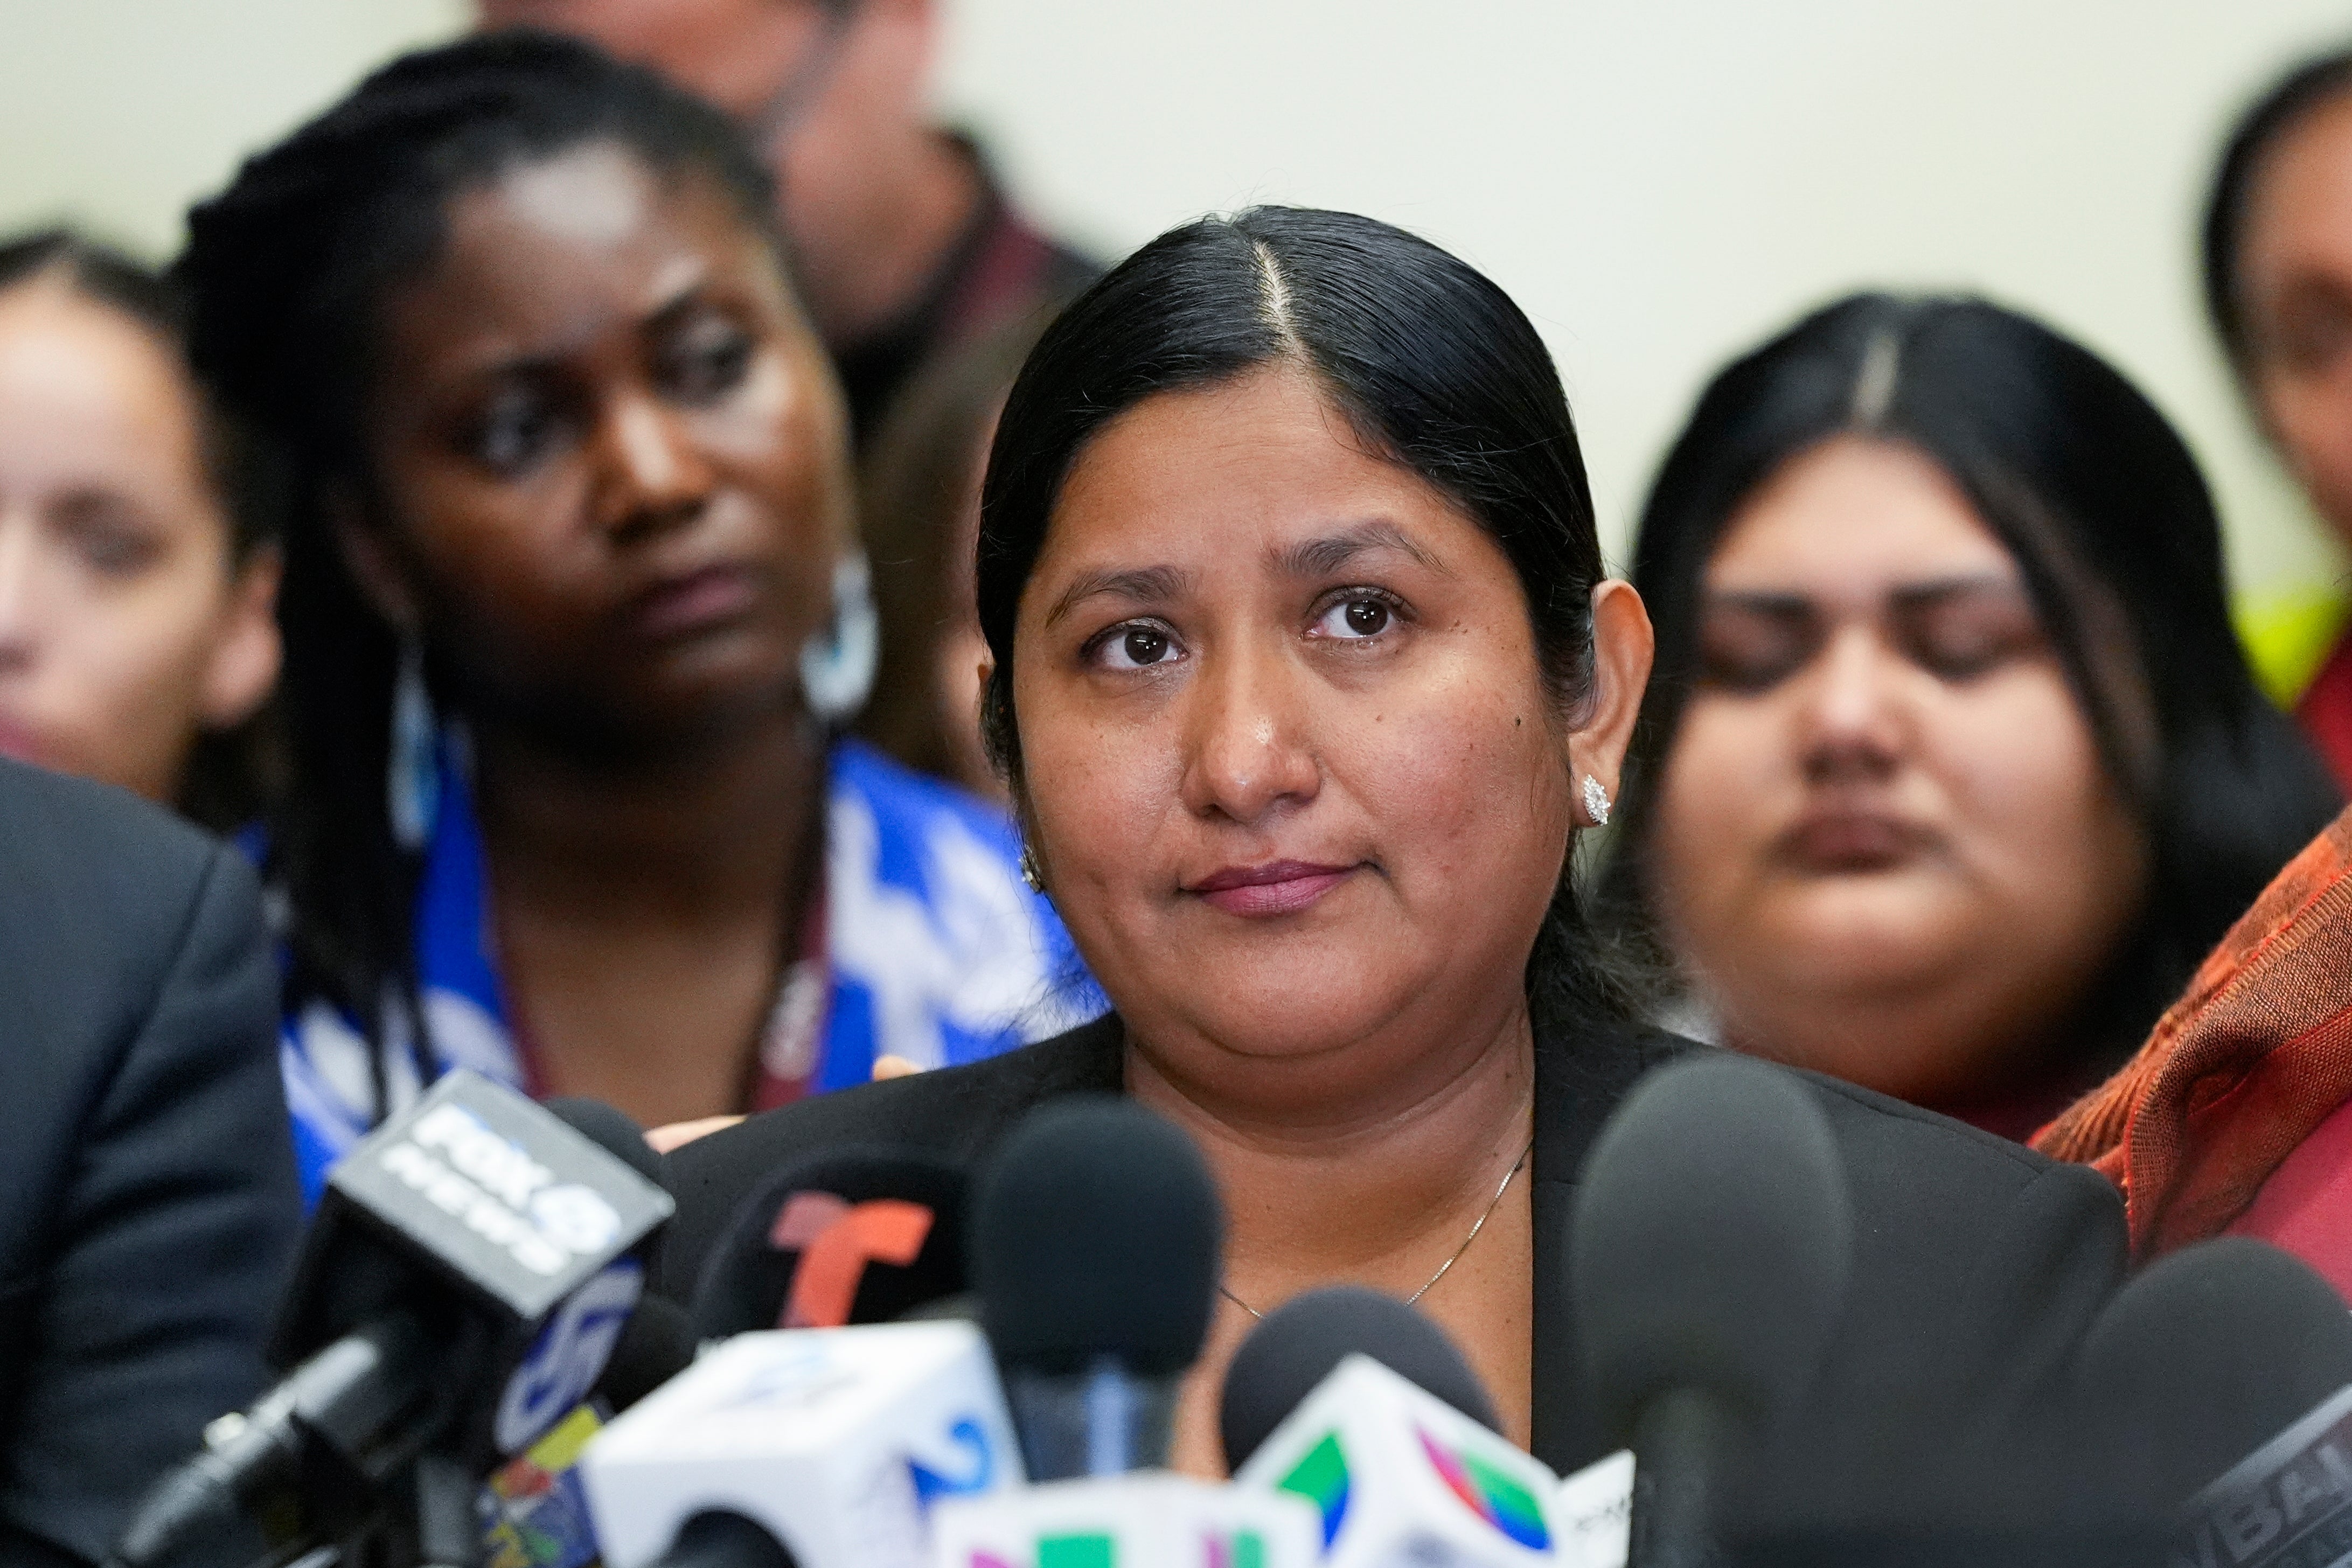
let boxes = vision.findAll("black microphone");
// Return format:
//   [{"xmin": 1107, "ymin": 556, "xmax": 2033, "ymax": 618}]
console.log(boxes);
[
  {"xmin": 2069, "ymin": 1236, "xmax": 2352, "ymax": 1532},
  {"xmin": 646, "ymin": 1511, "xmax": 799, "ymax": 1568},
  {"xmin": 110, "ymin": 1075, "xmax": 672, "ymax": 1568},
  {"xmin": 593, "ymin": 1295, "xmax": 698, "ymax": 1416},
  {"xmin": 1569, "ymin": 1054, "xmax": 1854, "ymax": 1568},
  {"xmin": 688, "ymin": 1147, "xmax": 969, "ymax": 1339},
  {"xmin": 972, "ymin": 1095, "xmax": 1221, "ymax": 1479},
  {"xmin": 1218, "ymin": 1284, "xmax": 1500, "ymax": 1473}
]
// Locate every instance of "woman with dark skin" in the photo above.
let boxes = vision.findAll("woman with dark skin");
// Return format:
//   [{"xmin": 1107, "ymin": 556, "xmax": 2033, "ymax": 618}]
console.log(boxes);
[
  {"xmin": 178, "ymin": 35, "xmax": 1078, "ymax": 1196},
  {"xmin": 662, "ymin": 211, "xmax": 2137, "ymax": 1534}
]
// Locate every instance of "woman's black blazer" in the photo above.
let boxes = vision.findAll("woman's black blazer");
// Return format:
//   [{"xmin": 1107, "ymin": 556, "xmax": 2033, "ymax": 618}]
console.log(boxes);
[{"xmin": 662, "ymin": 1008, "xmax": 2127, "ymax": 1525}]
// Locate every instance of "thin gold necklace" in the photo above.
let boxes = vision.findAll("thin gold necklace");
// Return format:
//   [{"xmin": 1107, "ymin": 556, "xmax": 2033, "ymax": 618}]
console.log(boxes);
[{"xmin": 1216, "ymin": 1137, "xmax": 1535, "ymax": 1321}]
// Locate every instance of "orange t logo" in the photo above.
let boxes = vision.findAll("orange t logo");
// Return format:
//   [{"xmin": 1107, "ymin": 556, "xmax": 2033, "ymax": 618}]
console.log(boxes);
[{"xmin": 770, "ymin": 1192, "xmax": 936, "ymax": 1329}]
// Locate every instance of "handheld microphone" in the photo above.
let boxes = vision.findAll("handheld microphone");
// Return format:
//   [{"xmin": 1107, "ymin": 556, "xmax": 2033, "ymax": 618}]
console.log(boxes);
[
  {"xmin": 110, "ymin": 1075, "xmax": 672, "ymax": 1568},
  {"xmin": 577, "ymin": 1321, "xmax": 1023, "ymax": 1568},
  {"xmin": 690, "ymin": 1148, "xmax": 970, "ymax": 1339},
  {"xmin": 2069, "ymin": 1235, "xmax": 2352, "ymax": 1553},
  {"xmin": 1569, "ymin": 1055, "xmax": 1853, "ymax": 1568},
  {"xmin": 1224, "ymin": 1294, "xmax": 1560, "ymax": 1565},
  {"xmin": 931, "ymin": 1473, "xmax": 1320, "ymax": 1568},
  {"xmin": 1218, "ymin": 1285, "xmax": 1501, "ymax": 1473},
  {"xmin": 973, "ymin": 1096, "xmax": 1221, "ymax": 1480}
]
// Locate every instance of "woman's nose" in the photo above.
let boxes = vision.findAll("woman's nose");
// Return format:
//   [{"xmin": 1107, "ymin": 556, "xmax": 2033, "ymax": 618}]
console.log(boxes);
[
  {"xmin": 1178, "ymin": 640, "xmax": 1321, "ymax": 825},
  {"xmin": 593, "ymin": 390, "xmax": 717, "ymax": 541},
  {"xmin": 1796, "ymin": 626, "xmax": 1910, "ymax": 782}
]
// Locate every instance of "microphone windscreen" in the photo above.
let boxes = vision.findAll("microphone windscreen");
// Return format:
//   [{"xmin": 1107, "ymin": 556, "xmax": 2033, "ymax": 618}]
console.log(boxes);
[
  {"xmin": 689, "ymin": 1147, "xmax": 968, "ymax": 1339},
  {"xmin": 595, "ymin": 1294, "xmax": 697, "ymax": 1414},
  {"xmin": 1570, "ymin": 1054, "xmax": 1853, "ymax": 1442},
  {"xmin": 974, "ymin": 1095, "xmax": 1221, "ymax": 1378},
  {"xmin": 2071, "ymin": 1236, "xmax": 2352, "ymax": 1512},
  {"xmin": 545, "ymin": 1098, "xmax": 665, "ymax": 1186},
  {"xmin": 1217, "ymin": 1285, "xmax": 1499, "ymax": 1472}
]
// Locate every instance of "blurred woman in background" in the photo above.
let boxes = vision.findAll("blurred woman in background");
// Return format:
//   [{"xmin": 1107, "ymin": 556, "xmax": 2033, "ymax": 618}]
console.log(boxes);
[
  {"xmin": 1598, "ymin": 294, "xmax": 2337, "ymax": 1138},
  {"xmin": 0, "ymin": 229, "xmax": 279, "ymax": 830},
  {"xmin": 2203, "ymin": 45, "xmax": 2352, "ymax": 789},
  {"xmin": 177, "ymin": 32, "xmax": 1087, "ymax": 1199}
]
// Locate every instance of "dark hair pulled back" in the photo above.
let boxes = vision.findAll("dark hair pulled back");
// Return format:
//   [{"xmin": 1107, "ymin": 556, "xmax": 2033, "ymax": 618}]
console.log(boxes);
[
  {"xmin": 1600, "ymin": 292, "xmax": 2340, "ymax": 1076},
  {"xmin": 0, "ymin": 226, "xmax": 280, "ymax": 828},
  {"xmin": 975, "ymin": 205, "xmax": 1633, "ymax": 1022},
  {"xmin": 2203, "ymin": 44, "xmax": 2352, "ymax": 373},
  {"xmin": 175, "ymin": 30, "xmax": 783, "ymax": 1106}
]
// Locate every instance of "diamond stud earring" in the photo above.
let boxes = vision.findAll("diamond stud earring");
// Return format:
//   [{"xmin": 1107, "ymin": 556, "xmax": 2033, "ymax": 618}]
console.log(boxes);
[{"xmin": 1581, "ymin": 774, "xmax": 1612, "ymax": 827}]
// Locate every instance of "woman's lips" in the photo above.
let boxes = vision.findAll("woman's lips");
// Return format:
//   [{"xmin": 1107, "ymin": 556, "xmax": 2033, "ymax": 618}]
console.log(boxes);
[
  {"xmin": 627, "ymin": 563, "xmax": 761, "ymax": 640},
  {"xmin": 1185, "ymin": 860, "xmax": 1358, "ymax": 917},
  {"xmin": 1777, "ymin": 810, "xmax": 1930, "ymax": 872},
  {"xmin": 0, "ymin": 714, "xmax": 51, "ymax": 770}
]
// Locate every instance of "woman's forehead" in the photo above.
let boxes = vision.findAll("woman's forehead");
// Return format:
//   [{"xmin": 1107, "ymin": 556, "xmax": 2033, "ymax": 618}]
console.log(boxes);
[
  {"xmin": 1704, "ymin": 436, "xmax": 2016, "ymax": 593},
  {"xmin": 1038, "ymin": 367, "xmax": 1479, "ymax": 579}
]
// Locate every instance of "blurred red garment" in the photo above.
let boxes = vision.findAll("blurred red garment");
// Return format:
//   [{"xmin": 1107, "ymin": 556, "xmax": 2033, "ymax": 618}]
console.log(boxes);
[
  {"xmin": 2037, "ymin": 804, "xmax": 2352, "ymax": 1287},
  {"xmin": 2297, "ymin": 634, "xmax": 2352, "ymax": 791}
]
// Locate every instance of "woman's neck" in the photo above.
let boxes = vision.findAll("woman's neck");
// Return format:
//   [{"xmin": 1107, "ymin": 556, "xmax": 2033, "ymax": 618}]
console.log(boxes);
[
  {"xmin": 469, "ymin": 709, "xmax": 824, "ymax": 918},
  {"xmin": 1131, "ymin": 1001, "xmax": 1542, "ymax": 1470},
  {"xmin": 463, "ymin": 707, "xmax": 829, "ymax": 1127},
  {"xmin": 1126, "ymin": 1000, "xmax": 1537, "ymax": 1290}
]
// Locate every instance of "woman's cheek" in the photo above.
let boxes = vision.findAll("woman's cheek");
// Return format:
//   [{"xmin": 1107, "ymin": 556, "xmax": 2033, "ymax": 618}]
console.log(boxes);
[
  {"xmin": 1925, "ymin": 671, "xmax": 2112, "ymax": 880},
  {"xmin": 1652, "ymin": 698, "xmax": 1786, "ymax": 932}
]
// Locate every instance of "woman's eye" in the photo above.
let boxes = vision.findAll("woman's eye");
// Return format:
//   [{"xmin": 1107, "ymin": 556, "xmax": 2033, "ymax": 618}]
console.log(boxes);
[
  {"xmin": 1903, "ymin": 595, "xmax": 2045, "ymax": 683},
  {"xmin": 1090, "ymin": 622, "xmax": 1184, "ymax": 671},
  {"xmin": 663, "ymin": 319, "xmax": 756, "ymax": 403},
  {"xmin": 1310, "ymin": 594, "xmax": 1398, "ymax": 640},
  {"xmin": 470, "ymin": 385, "xmax": 563, "ymax": 476},
  {"xmin": 53, "ymin": 495, "xmax": 163, "ymax": 579},
  {"xmin": 1696, "ymin": 610, "xmax": 1812, "ymax": 693}
]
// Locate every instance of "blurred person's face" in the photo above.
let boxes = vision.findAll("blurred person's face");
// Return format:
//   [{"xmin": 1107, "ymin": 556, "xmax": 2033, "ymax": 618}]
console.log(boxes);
[
  {"xmin": 474, "ymin": 0, "xmax": 830, "ymax": 122},
  {"xmin": 359, "ymin": 143, "xmax": 853, "ymax": 751},
  {"xmin": 475, "ymin": 0, "xmax": 941, "ymax": 345},
  {"xmin": 0, "ymin": 281, "xmax": 279, "ymax": 803},
  {"xmin": 1008, "ymin": 365, "xmax": 1648, "ymax": 1111},
  {"xmin": 2237, "ymin": 92, "xmax": 2352, "ymax": 546},
  {"xmin": 1648, "ymin": 437, "xmax": 2148, "ymax": 1107}
]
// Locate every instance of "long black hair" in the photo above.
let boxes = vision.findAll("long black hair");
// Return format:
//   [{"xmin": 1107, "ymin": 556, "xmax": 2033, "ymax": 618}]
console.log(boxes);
[
  {"xmin": 0, "ymin": 226, "xmax": 280, "ymax": 830},
  {"xmin": 976, "ymin": 205, "xmax": 1635, "ymax": 1023},
  {"xmin": 2203, "ymin": 44, "xmax": 2352, "ymax": 374},
  {"xmin": 1598, "ymin": 292, "xmax": 2340, "ymax": 1074},
  {"xmin": 175, "ymin": 31, "xmax": 785, "ymax": 1107}
]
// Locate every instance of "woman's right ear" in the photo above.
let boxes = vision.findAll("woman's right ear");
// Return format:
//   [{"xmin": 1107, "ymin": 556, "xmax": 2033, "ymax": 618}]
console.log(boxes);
[{"xmin": 326, "ymin": 483, "xmax": 416, "ymax": 632}]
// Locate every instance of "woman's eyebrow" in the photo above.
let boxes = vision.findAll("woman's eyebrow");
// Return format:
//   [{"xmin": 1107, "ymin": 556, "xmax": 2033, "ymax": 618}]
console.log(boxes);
[
  {"xmin": 1274, "ymin": 519, "xmax": 1450, "ymax": 579},
  {"xmin": 1889, "ymin": 573, "xmax": 2025, "ymax": 611},
  {"xmin": 1042, "ymin": 563, "xmax": 1190, "ymax": 626}
]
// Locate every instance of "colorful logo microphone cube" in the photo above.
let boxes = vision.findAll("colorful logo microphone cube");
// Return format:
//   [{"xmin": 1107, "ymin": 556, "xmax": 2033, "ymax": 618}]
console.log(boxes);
[
  {"xmin": 1232, "ymin": 1355, "xmax": 1564, "ymax": 1566},
  {"xmin": 930, "ymin": 1473, "xmax": 1318, "ymax": 1568}
]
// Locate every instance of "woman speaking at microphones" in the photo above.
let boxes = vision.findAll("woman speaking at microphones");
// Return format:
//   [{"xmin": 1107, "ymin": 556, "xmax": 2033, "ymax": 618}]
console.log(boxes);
[{"xmin": 660, "ymin": 207, "xmax": 2143, "ymax": 1542}]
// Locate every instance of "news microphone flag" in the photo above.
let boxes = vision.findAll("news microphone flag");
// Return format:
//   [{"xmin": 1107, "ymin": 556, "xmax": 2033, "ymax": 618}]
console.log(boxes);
[
  {"xmin": 2174, "ymin": 1381, "xmax": 2352, "ymax": 1568},
  {"xmin": 929, "ymin": 1474, "xmax": 1318, "ymax": 1568},
  {"xmin": 580, "ymin": 1322, "xmax": 1023, "ymax": 1568},
  {"xmin": 1554, "ymin": 1451, "xmax": 1633, "ymax": 1568},
  {"xmin": 1233, "ymin": 1355, "xmax": 1561, "ymax": 1567}
]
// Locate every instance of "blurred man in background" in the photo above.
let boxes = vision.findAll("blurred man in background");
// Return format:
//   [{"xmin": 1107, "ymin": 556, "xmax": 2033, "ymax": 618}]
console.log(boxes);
[{"xmin": 477, "ymin": 0, "xmax": 1101, "ymax": 447}]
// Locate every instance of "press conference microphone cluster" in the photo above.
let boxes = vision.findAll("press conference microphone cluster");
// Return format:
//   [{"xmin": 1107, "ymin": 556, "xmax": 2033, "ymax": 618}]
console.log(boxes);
[{"xmin": 110, "ymin": 1073, "xmax": 673, "ymax": 1568}]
